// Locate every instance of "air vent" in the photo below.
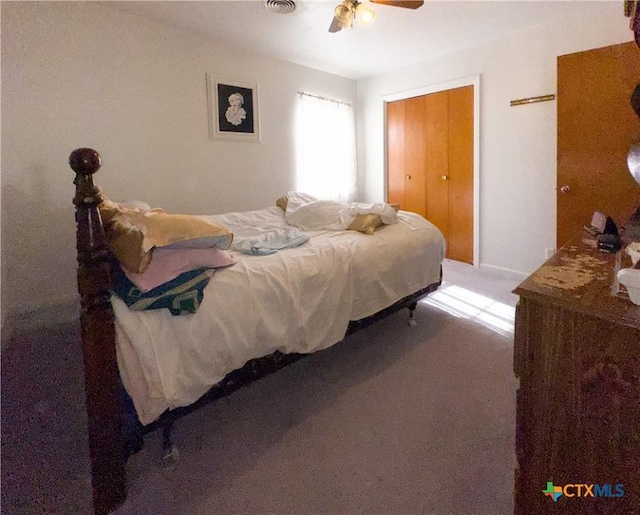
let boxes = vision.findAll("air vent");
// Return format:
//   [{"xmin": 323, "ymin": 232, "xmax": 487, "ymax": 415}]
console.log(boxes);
[{"xmin": 264, "ymin": 0, "xmax": 296, "ymax": 14}]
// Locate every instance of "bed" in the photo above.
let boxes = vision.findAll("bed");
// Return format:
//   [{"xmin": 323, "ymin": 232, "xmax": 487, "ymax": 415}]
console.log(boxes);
[{"xmin": 69, "ymin": 148, "xmax": 445, "ymax": 514}]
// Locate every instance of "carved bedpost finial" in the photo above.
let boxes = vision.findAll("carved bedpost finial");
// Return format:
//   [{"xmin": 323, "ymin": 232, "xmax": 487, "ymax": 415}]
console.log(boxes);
[
  {"xmin": 70, "ymin": 148, "xmax": 104, "ymax": 207},
  {"xmin": 70, "ymin": 148, "xmax": 101, "ymax": 176}
]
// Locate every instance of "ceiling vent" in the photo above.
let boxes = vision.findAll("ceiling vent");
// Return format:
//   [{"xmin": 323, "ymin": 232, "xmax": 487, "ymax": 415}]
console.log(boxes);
[{"xmin": 264, "ymin": 0, "xmax": 296, "ymax": 14}]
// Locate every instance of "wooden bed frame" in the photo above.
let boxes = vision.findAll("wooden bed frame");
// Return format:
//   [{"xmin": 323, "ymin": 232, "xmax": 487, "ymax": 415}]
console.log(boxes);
[{"xmin": 69, "ymin": 148, "xmax": 442, "ymax": 514}]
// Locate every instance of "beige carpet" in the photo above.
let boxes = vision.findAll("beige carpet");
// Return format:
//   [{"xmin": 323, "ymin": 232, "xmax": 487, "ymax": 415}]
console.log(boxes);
[{"xmin": 2, "ymin": 260, "xmax": 523, "ymax": 515}]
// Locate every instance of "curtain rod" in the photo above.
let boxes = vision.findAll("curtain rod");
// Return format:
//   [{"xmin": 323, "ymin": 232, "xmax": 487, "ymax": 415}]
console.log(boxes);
[{"xmin": 298, "ymin": 91, "xmax": 352, "ymax": 107}]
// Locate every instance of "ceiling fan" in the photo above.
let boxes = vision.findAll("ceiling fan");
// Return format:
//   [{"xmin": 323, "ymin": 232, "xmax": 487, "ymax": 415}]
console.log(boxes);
[{"xmin": 329, "ymin": 0, "xmax": 424, "ymax": 33}]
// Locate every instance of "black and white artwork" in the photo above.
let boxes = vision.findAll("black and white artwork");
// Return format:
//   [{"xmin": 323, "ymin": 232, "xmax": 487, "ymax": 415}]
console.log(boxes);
[{"xmin": 207, "ymin": 74, "xmax": 260, "ymax": 142}]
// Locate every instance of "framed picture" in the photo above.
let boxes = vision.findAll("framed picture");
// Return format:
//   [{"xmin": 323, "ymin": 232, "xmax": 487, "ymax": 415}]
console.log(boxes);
[{"xmin": 207, "ymin": 74, "xmax": 260, "ymax": 142}]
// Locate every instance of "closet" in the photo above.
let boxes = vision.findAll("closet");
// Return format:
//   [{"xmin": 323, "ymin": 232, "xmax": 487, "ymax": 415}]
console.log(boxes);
[{"xmin": 387, "ymin": 85, "xmax": 474, "ymax": 264}]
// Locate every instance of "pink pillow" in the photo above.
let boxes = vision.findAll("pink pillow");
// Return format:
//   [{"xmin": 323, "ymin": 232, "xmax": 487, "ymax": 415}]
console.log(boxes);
[{"xmin": 122, "ymin": 247, "xmax": 235, "ymax": 293}]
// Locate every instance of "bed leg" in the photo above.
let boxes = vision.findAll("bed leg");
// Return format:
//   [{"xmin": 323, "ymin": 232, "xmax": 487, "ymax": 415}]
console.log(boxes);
[
  {"xmin": 407, "ymin": 302, "xmax": 418, "ymax": 326},
  {"xmin": 161, "ymin": 420, "xmax": 180, "ymax": 468}
]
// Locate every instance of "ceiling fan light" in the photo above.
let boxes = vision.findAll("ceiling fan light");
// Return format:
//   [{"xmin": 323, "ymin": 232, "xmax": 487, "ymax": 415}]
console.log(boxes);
[
  {"xmin": 334, "ymin": 3, "xmax": 352, "ymax": 24},
  {"xmin": 355, "ymin": 3, "xmax": 375, "ymax": 24}
]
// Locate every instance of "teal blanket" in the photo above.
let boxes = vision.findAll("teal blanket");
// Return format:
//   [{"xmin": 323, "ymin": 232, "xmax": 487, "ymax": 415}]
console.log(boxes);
[{"xmin": 111, "ymin": 266, "xmax": 214, "ymax": 315}]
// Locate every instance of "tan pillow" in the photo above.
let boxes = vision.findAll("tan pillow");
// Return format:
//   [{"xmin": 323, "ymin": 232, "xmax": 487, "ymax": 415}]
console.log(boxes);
[
  {"xmin": 99, "ymin": 198, "xmax": 233, "ymax": 273},
  {"xmin": 347, "ymin": 214, "xmax": 384, "ymax": 235},
  {"xmin": 276, "ymin": 196, "xmax": 288, "ymax": 211}
]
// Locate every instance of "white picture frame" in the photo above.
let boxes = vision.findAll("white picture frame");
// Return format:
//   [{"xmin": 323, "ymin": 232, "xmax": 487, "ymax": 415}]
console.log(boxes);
[{"xmin": 207, "ymin": 73, "xmax": 260, "ymax": 142}]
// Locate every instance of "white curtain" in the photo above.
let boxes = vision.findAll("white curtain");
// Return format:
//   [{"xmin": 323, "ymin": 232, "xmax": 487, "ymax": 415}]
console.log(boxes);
[{"xmin": 296, "ymin": 92, "xmax": 357, "ymax": 202}]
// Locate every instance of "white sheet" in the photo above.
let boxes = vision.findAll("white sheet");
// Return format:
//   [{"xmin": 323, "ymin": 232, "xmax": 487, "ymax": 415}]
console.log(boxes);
[
  {"xmin": 112, "ymin": 206, "xmax": 445, "ymax": 425},
  {"xmin": 284, "ymin": 191, "xmax": 398, "ymax": 230}
]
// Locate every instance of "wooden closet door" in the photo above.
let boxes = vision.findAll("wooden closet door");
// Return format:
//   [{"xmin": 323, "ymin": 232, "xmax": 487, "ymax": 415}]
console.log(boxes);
[
  {"xmin": 387, "ymin": 100, "xmax": 406, "ymax": 210},
  {"xmin": 557, "ymin": 42, "xmax": 640, "ymax": 247},
  {"xmin": 424, "ymin": 91, "xmax": 450, "ymax": 242},
  {"xmin": 403, "ymin": 96, "xmax": 428, "ymax": 217},
  {"xmin": 387, "ymin": 97, "xmax": 427, "ymax": 218},
  {"xmin": 448, "ymin": 86, "xmax": 474, "ymax": 264}
]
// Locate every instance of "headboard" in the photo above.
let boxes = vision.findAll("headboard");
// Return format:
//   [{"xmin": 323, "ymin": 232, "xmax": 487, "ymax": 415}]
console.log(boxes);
[{"xmin": 69, "ymin": 148, "xmax": 125, "ymax": 514}]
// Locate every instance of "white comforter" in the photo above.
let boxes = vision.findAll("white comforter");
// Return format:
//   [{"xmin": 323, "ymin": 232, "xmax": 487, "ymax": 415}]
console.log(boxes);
[{"xmin": 112, "ymin": 206, "xmax": 445, "ymax": 425}]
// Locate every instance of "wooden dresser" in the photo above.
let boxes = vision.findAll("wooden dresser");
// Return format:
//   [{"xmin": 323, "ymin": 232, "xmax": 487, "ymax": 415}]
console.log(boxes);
[{"xmin": 513, "ymin": 236, "xmax": 640, "ymax": 514}]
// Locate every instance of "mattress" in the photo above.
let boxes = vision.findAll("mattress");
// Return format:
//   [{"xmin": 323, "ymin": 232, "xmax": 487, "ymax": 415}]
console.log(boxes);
[{"xmin": 112, "ymin": 206, "xmax": 445, "ymax": 424}]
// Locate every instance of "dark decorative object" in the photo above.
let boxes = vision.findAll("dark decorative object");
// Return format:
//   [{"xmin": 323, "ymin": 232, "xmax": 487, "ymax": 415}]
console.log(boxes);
[
  {"xmin": 625, "ymin": 0, "xmax": 640, "ymax": 48},
  {"xmin": 621, "ymin": 85, "xmax": 640, "ymax": 247},
  {"xmin": 627, "ymin": 82, "xmax": 640, "ymax": 186}
]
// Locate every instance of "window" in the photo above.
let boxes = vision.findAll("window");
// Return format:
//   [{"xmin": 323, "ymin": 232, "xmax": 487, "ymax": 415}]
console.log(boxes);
[{"xmin": 296, "ymin": 92, "xmax": 357, "ymax": 202}]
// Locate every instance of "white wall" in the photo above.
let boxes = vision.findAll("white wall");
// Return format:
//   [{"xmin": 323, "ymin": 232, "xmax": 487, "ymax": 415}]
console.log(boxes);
[
  {"xmin": 0, "ymin": 2, "xmax": 356, "ymax": 339},
  {"xmin": 357, "ymin": 2, "xmax": 632, "ymax": 275}
]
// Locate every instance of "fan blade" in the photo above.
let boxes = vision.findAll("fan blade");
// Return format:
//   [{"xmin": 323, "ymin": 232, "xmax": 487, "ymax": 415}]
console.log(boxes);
[
  {"xmin": 370, "ymin": 0, "xmax": 424, "ymax": 9},
  {"xmin": 328, "ymin": 16, "xmax": 343, "ymax": 33}
]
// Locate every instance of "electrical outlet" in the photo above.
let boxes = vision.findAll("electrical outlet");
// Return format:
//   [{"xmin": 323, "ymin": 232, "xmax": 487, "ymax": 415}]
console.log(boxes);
[{"xmin": 545, "ymin": 247, "xmax": 556, "ymax": 259}]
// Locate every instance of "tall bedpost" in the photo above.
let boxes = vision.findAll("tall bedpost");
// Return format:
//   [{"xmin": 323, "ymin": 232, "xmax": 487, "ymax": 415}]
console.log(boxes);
[{"xmin": 70, "ymin": 148, "xmax": 126, "ymax": 514}]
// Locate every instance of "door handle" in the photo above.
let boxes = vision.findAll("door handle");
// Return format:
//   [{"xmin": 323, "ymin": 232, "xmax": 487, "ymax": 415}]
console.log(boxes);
[
  {"xmin": 559, "ymin": 185, "xmax": 570, "ymax": 194},
  {"xmin": 441, "ymin": 175, "xmax": 449, "ymax": 181},
  {"xmin": 405, "ymin": 175, "xmax": 411, "ymax": 180}
]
